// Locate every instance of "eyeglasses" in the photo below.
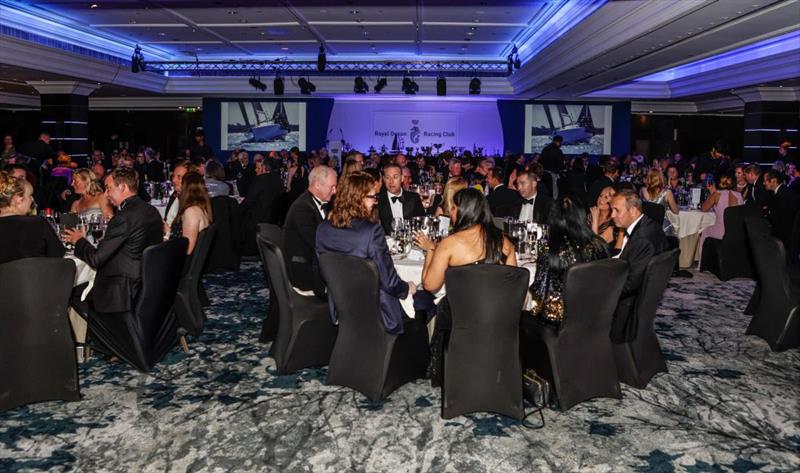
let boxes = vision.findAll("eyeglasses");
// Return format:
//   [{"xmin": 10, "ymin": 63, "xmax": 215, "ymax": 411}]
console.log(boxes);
[{"xmin": 365, "ymin": 194, "xmax": 379, "ymax": 201}]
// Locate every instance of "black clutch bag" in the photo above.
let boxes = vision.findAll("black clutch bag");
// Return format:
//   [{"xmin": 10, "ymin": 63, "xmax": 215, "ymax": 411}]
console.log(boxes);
[{"xmin": 522, "ymin": 368, "xmax": 550, "ymax": 429}]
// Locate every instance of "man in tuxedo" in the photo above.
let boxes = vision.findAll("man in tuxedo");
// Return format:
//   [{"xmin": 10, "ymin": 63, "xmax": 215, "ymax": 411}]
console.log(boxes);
[
  {"xmin": 587, "ymin": 161, "xmax": 619, "ymax": 209},
  {"xmin": 609, "ymin": 190, "xmax": 667, "ymax": 343},
  {"xmin": 17, "ymin": 132, "xmax": 55, "ymax": 170},
  {"xmin": 509, "ymin": 170, "xmax": 553, "ymax": 223},
  {"xmin": 487, "ymin": 167, "xmax": 521, "ymax": 218},
  {"xmin": 282, "ymin": 165, "xmax": 337, "ymax": 296},
  {"xmin": 763, "ymin": 169, "xmax": 800, "ymax": 258},
  {"xmin": 377, "ymin": 164, "xmax": 425, "ymax": 234},
  {"xmin": 65, "ymin": 168, "xmax": 163, "ymax": 314},
  {"xmin": 240, "ymin": 158, "xmax": 285, "ymax": 256},
  {"xmin": 164, "ymin": 160, "xmax": 191, "ymax": 227},
  {"xmin": 744, "ymin": 164, "xmax": 768, "ymax": 208}
]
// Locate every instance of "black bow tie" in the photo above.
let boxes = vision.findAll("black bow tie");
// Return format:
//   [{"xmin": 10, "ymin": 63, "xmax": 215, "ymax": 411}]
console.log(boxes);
[
  {"xmin": 391, "ymin": 195, "xmax": 403, "ymax": 204},
  {"xmin": 522, "ymin": 199, "xmax": 534, "ymax": 205},
  {"xmin": 321, "ymin": 202, "xmax": 332, "ymax": 213}
]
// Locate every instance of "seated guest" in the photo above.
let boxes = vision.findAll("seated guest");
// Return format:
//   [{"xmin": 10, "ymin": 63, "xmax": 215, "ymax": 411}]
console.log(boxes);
[
  {"xmin": 609, "ymin": 190, "xmax": 667, "ymax": 343},
  {"xmin": 486, "ymin": 167, "xmax": 520, "ymax": 218},
  {"xmin": 401, "ymin": 166, "xmax": 413, "ymax": 191},
  {"xmin": 666, "ymin": 164, "xmax": 683, "ymax": 195},
  {"xmin": 743, "ymin": 164, "xmax": 768, "ymax": 208},
  {"xmin": 509, "ymin": 170, "xmax": 554, "ymax": 223},
  {"xmin": 434, "ymin": 177, "xmax": 467, "ymax": 219},
  {"xmin": 169, "ymin": 172, "xmax": 212, "ymax": 255},
  {"xmin": 164, "ymin": 161, "xmax": 191, "ymax": 227},
  {"xmin": 528, "ymin": 195, "xmax": 609, "ymax": 327},
  {"xmin": 734, "ymin": 164, "xmax": 748, "ymax": 195},
  {"xmin": 64, "ymin": 168, "xmax": 163, "ymax": 314},
  {"xmin": 70, "ymin": 169, "xmax": 114, "ymax": 220},
  {"xmin": 589, "ymin": 186, "xmax": 619, "ymax": 247},
  {"xmin": 340, "ymin": 160, "xmax": 361, "ymax": 179},
  {"xmin": 282, "ymin": 165, "xmax": 337, "ymax": 296},
  {"xmin": 205, "ymin": 160, "xmax": 232, "ymax": 197},
  {"xmin": 697, "ymin": 174, "xmax": 743, "ymax": 267},
  {"xmin": 641, "ymin": 169, "xmax": 679, "ymax": 214},
  {"xmin": 0, "ymin": 171, "xmax": 65, "ymax": 264},
  {"xmin": 587, "ymin": 160, "xmax": 619, "ymax": 208},
  {"xmin": 377, "ymin": 164, "xmax": 425, "ymax": 234},
  {"xmin": 316, "ymin": 171, "xmax": 416, "ymax": 333},
  {"xmin": 414, "ymin": 187, "xmax": 517, "ymax": 386},
  {"xmin": 763, "ymin": 169, "xmax": 800, "ymax": 258}
]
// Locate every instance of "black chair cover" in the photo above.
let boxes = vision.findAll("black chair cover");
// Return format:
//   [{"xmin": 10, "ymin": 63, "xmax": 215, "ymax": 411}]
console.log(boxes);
[
  {"xmin": 89, "ymin": 238, "xmax": 187, "ymax": 371},
  {"xmin": 744, "ymin": 218, "xmax": 799, "ymax": 352},
  {"xmin": 173, "ymin": 224, "xmax": 217, "ymax": 337},
  {"xmin": 442, "ymin": 265, "xmax": 529, "ymax": 420},
  {"xmin": 614, "ymin": 248, "xmax": 679, "ymax": 388},
  {"xmin": 204, "ymin": 196, "xmax": 242, "ymax": 273},
  {"xmin": 522, "ymin": 259, "xmax": 628, "ymax": 410},
  {"xmin": 257, "ymin": 236, "xmax": 337, "ymax": 374},
  {"xmin": 699, "ymin": 205, "xmax": 762, "ymax": 280},
  {"xmin": 743, "ymin": 217, "xmax": 772, "ymax": 315},
  {"xmin": 256, "ymin": 223, "xmax": 283, "ymax": 343},
  {"xmin": 319, "ymin": 253, "xmax": 428, "ymax": 402},
  {"xmin": 0, "ymin": 258, "xmax": 79, "ymax": 412},
  {"xmin": 641, "ymin": 201, "xmax": 666, "ymax": 227}
]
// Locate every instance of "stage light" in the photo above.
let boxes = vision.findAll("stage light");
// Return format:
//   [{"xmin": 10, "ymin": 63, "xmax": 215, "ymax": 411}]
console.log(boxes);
[
  {"xmin": 374, "ymin": 77, "xmax": 387, "ymax": 93},
  {"xmin": 401, "ymin": 77, "xmax": 418, "ymax": 95},
  {"xmin": 317, "ymin": 45, "xmax": 326, "ymax": 72},
  {"xmin": 513, "ymin": 45, "xmax": 521, "ymax": 70},
  {"xmin": 131, "ymin": 44, "xmax": 146, "ymax": 73},
  {"xmin": 273, "ymin": 73, "xmax": 284, "ymax": 95},
  {"xmin": 298, "ymin": 77, "xmax": 315, "ymax": 95},
  {"xmin": 469, "ymin": 77, "xmax": 481, "ymax": 95},
  {"xmin": 436, "ymin": 73, "xmax": 446, "ymax": 96},
  {"xmin": 507, "ymin": 55, "xmax": 513, "ymax": 75},
  {"xmin": 248, "ymin": 75, "xmax": 266, "ymax": 91},
  {"xmin": 354, "ymin": 76, "xmax": 369, "ymax": 94}
]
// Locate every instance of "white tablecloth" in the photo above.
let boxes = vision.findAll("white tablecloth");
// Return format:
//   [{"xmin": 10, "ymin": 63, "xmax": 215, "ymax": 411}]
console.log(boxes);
[
  {"xmin": 65, "ymin": 253, "xmax": 96, "ymax": 301},
  {"xmin": 666, "ymin": 210, "xmax": 716, "ymax": 239}
]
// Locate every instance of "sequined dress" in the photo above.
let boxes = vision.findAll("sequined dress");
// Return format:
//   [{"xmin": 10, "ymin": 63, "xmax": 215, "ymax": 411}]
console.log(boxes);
[{"xmin": 528, "ymin": 239, "xmax": 608, "ymax": 327}]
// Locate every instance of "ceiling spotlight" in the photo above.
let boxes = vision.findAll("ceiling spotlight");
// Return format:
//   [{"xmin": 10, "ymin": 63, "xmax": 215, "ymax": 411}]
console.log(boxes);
[
  {"xmin": 436, "ymin": 73, "xmax": 446, "ymax": 96},
  {"xmin": 512, "ymin": 44, "xmax": 521, "ymax": 70},
  {"xmin": 507, "ymin": 54, "xmax": 513, "ymax": 74},
  {"xmin": 469, "ymin": 77, "xmax": 481, "ymax": 95},
  {"xmin": 248, "ymin": 75, "xmax": 266, "ymax": 92},
  {"xmin": 401, "ymin": 77, "xmax": 419, "ymax": 95},
  {"xmin": 131, "ymin": 44, "xmax": 146, "ymax": 73},
  {"xmin": 90, "ymin": 3, "xmax": 99, "ymax": 8},
  {"xmin": 273, "ymin": 73, "xmax": 284, "ymax": 96},
  {"xmin": 354, "ymin": 76, "xmax": 369, "ymax": 94},
  {"xmin": 298, "ymin": 77, "xmax": 315, "ymax": 95},
  {"xmin": 317, "ymin": 45, "xmax": 326, "ymax": 72},
  {"xmin": 374, "ymin": 77, "xmax": 387, "ymax": 93}
]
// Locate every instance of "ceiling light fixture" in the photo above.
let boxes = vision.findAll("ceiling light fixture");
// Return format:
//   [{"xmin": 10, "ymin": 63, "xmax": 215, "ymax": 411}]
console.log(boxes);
[
  {"xmin": 374, "ymin": 77, "xmax": 387, "ymax": 93},
  {"xmin": 317, "ymin": 44, "xmax": 326, "ymax": 72},
  {"xmin": 273, "ymin": 72, "xmax": 284, "ymax": 95},
  {"xmin": 436, "ymin": 72, "xmax": 446, "ymax": 96},
  {"xmin": 248, "ymin": 75, "xmax": 267, "ymax": 91},
  {"xmin": 130, "ymin": 44, "xmax": 146, "ymax": 73},
  {"xmin": 354, "ymin": 76, "xmax": 369, "ymax": 94},
  {"xmin": 469, "ymin": 77, "xmax": 481, "ymax": 95},
  {"xmin": 298, "ymin": 77, "xmax": 315, "ymax": 95},
  {"xmin": 401, "ymin": 77, "xmax": 419, "ymax": 95}
]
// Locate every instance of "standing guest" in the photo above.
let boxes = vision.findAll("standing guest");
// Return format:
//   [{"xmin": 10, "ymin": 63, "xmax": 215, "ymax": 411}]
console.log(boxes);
[
  {"xmin": 168, "ymin": 172, "xmax": 212, "ymax": 255},
  {"xmin": 414, "ymin": 187, "xmax": 517, "ymax": 386},
  {"xmin": 763, "ymin": 169, "xmax": 800, "ymax": 257},
  {"xmin": 190, "ymin": 130, "xmax": 213, "ymax": 161},
  {"xmin": 343, "ymin": 152, "xmax": 365, "ymax": 172},
  {"xmin": 282, "ymin": 165, "xmax": 337, "ymax": 297},
  {"xmin": 445, "ymin": 157, "xmax": 463, "ymax": 179},
  {"xmin": 164, "ymin": 161, "xmax": 191, "ymax": 227},
  {"xmin": 609, "ymin": 190, "xmax": 667, "ymax": 343},
  {"xmin": 1, "ymin": 134, "xmax": 15, "ymax": 162},
  {"xmin": 377, "ymin": 164, "xmax": 425, "ymax": 234},
  {"xmin": 341, "ymin": 160, "xmax": 361, "ymax": 179},
  {"xmin": 528, "ymin": 195, "xmax": 609, "ymax": 327},
  {"xmin": 17, "ymin": 132, "xmax": 56, "ymax": 170},
  {"xmin": 70, "ymin": 168, "xmax": 114, "ymax": 220},
  {"xmin": 697, "ymin": 174, "xmax": 743, "ymax": 268},
  {"xmin": 509, "ymin": 170, "xmax": 554, "ymax": 223},
  {"xmin": 205, "ymin": 160, "xmax": 232, "ymax": 197},
  {"xmin": 63, "ymin": 168, "xmax": 163, "ymax": 314},
  {"xmin": 240, "ymin": 158, "xmax": 284, "ymax": 255},
  {"xmin": 317, "ymin": 171, "xmax": 417, "ymax": 333},
  {"xmin": 540, "ymin": 135, "xmax": 565, "ymax": 198},
  {"xmin": 567, "ymin": 157, "xmax": 588, "ymax": 204},
  {"xmin": 486, "ymin": 167, "xmax": 520, "ymax": 218},
  {"xmin": 0, "ymin": 172, "xmax": 65, "ymax": 264},
  {"xmin": 589, "ymin": 186, "xmax": 618, "ymax": 247}
]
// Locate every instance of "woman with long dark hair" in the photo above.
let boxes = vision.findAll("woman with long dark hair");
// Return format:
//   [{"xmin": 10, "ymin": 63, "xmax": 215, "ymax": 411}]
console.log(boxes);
[
  {"xmin": 414, "ymin": 187, "xmax": 516, "ymax": 386},
  {"xmin": 169, "ymin": 171, "xmax": 212, "ymax": 254},
  {"xmin": 528, "ymin": 195, "xmax": 608, "ymax": 327}
]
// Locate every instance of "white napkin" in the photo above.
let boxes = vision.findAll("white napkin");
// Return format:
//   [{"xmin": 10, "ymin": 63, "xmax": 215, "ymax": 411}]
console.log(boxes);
[{"xmin": 406, "ymin": 248, "xmax": 425, "ymax": 261}]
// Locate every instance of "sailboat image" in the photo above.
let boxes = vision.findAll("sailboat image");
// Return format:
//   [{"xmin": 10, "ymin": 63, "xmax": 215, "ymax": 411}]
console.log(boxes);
[
  {"xmin": 249, "ymin": 102, "xmax": 290, "ymax": 142},
  {"xmin": 531, "ymin": 104, "xmax": 595, "ymax": 145}
]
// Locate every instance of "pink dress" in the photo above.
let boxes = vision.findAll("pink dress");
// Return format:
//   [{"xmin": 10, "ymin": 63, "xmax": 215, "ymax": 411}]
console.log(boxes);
[{"xmin": 697, "ymin": 190, "xmax": 743, "ymax": 268}]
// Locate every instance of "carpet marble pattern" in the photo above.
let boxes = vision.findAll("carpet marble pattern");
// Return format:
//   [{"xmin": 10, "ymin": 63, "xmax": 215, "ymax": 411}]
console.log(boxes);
[{"xmin": 1, "ymin": 264, "xmax": 798, "ymax": 472}]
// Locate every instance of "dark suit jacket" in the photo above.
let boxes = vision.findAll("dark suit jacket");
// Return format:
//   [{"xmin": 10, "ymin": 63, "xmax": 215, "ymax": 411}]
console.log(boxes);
[
  {"xmin": 316, "ymin": 219, "xmax": 410, "ymax": 334},
  {"xmin": 145, "ymin": 160, "xmax": 166, "ymax": 182},
  {"xmin": 163, "ymin": 192, "xmax": 178, "ymax": 223},
  {"xmin": 240, "ymin": 173, "xmax": 284, "ymax": 256},
  {"xmin": 611, "ymin": 215, "xmax": 667, "ymax": 343},
  {"xmin": 540, "ymin": 142, "xmax": 564, "ymax": 173},
  {"xmin": 377, "ymin": 189, "xmax": 425, "ymax": 234},
  {"xmin": 282, "ymin": 191, "xmax": 325, "ymax": 296},
  {"xmin": 745, "ymin": 179, "xmax": 769, "ymax": 208},
  {"xmin": 509, "ymin": 192, "xmax": 554, "ymax": 224},
  {"xmin": 75, "ymin": 196, "xmax": 163, "ymax": 313},
  {"xmin": 766, "ymin": 185, "xmax": 800, "ymax": 253},
  {"xmin": 487, "ymin": 184, "xmax": 521, "ymax": 218}
]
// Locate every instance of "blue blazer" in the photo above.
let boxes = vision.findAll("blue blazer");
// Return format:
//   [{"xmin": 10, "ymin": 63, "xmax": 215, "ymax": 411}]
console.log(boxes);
[{"xmin": 316, "ymin": 219, "xmax": 410, "ymax": 334}]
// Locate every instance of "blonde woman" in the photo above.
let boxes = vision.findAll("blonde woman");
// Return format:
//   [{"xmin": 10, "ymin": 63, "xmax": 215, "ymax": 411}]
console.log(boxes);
[
  {"xmin": 641, "ymin": 169, "xmax": 679, "ymax": 214},
  {"xmin": 70, "ymin": 168, "xmax": 114, "ymax": 220},
  {"xmin": 434, "ymin": 177, "xmax": 468, "ymax": 218}
]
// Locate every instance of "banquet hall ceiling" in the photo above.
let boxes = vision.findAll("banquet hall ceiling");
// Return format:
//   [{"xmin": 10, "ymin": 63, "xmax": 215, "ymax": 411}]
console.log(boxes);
[{"xmin": 0, "ymin": 0, "xmax": 798, "ymax": 101}]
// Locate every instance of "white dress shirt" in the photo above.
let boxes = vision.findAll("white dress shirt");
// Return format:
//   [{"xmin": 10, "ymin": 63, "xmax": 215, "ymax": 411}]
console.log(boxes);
[
  {"xmin": 518, "ymin": 193, "xmax": 536, "ymax": 222},
  {"xmin": 614, "ymin": 214, "xmax": 644, "ymax": 259},
  {"xmin": 388, "ymin": 189, "xmax": 404, "ymax": 221},
  {"xmin": 311, "ymin": 195, "xmax": 327, "ymax": 220},
  {"xmin": 165, "ymin": 193, "xmax": 179, "ymax": 226}
]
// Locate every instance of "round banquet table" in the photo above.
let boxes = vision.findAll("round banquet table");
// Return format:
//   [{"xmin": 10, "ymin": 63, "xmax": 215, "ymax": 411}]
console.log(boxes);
[{"xmin": 666, "ymin": 209, "xmax": 716, "ymax": 268}]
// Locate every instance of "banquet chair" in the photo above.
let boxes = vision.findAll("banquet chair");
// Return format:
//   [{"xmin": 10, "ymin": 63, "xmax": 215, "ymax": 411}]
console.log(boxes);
[
  {"xmin": 522, "ymin": 259, "xmax": 628, "ymax": 410},
  {"xmin": 744, "ymin": 218, "xmax": 799, "ymax": 352},
  {"xmin": 257, "ymin": 235, "xmax": 337, "ymax": 374},
  {"xmin": 88, "ymin": 238, "xmax": 187, "ymax": 372},
  {"xmin": 743, "ymin": 217, "xmax": 772, "ymax": 316},
  {"xmin": 613, "ymin": 248, "xmax": 679, "ymax": 388},
  {"xmin": 699, "ymin": 205, "xmax": 761, "ymax": 281},
  {"xmin": 0, "ymin": 258, "xmax": 79, "ymax": 412},
  {"xmin": 256, "ymin": 223, "xmax": 282, "ymax": 343},
  {"xmin": 173, "ymin": 224, "xmax": 217, "ymax": 346},
  {"xmin": 443, "ymin": 265, "xmax": 529, "ymax": 420},
  {"xmin": 204, "ymin": 196, "xmax": 242, "ymax": 273},
  {"xmin": 641, "ymin": 201, "xmax": 665, "ymax": 227},
  {"xmin": 319, "ymin": 253, "xmax": 428, "ymax": 403}
]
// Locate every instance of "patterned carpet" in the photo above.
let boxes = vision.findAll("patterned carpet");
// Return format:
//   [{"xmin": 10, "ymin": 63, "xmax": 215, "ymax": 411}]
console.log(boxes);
[{"xmin": 1, "ymin": 263, "xmax": 798, "ymax": 473}]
